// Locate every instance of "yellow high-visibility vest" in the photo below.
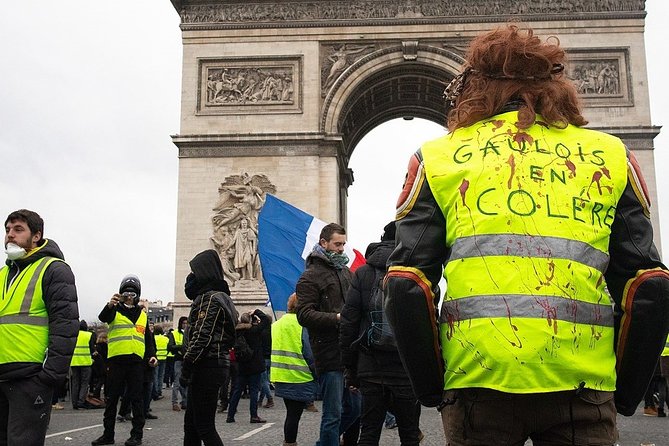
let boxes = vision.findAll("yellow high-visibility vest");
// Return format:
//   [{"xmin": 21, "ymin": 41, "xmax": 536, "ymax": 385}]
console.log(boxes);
[
  {"xmin": 421, "ymin": 111, "xmax": 627, "ymax": 393},
  {"xmin": 70, "ymin": 330, "xmax": 93, "ymax": 366},
  {"xmin": 270, "ymin": 314, "xmax": 313, "ymax": 384},
  {"xmin": 108, "ymin": 310, "xmax": 147, "ymax": 359},
  {"xmin": 155, "ymin": 334, "xmax": 169, "ymax": 361},
  {"xmin": 0, "ymin": 257, "xmax": 61, "ymax": 364}
]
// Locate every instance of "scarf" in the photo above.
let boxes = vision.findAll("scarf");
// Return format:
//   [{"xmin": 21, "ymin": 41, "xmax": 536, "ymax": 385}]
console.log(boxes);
[{"xmin": 312, "ymin": 244, "xmax": 349, "ymax": 270}]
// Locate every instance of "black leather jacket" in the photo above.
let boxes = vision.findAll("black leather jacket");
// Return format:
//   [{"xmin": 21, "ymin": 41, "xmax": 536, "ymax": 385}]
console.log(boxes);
[
  {"xmin": 183, "ymin": 291, "xmax": 237, "ymax": 367},
  {"xmin": 386, "ymin": 143, "xmax": 669, "ymax": 414}
]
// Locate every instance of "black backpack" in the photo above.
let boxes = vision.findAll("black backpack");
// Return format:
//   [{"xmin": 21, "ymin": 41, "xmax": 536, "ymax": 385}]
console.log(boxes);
[
  {"xmin": 365, "ymin": 269, "xmax": 397, "ymax": 351},
  {"xmin": 234, "ymin": 333, "xmax": 254, "ymax": 362}
]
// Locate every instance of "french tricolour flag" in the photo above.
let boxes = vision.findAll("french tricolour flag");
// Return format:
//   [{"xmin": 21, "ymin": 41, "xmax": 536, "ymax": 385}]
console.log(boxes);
[{"xmin": 258, "ymin": 194, "xmax": 365, "ymax": 312}]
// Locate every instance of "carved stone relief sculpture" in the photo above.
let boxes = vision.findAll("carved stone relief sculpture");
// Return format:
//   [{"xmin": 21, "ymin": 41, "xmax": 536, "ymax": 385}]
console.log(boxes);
[
  {"xmin": 180, "ymin": 1, "xmax": 645, "ymax": 25},
  {"xmin": 206, "ymin": 67, "xmax": 294, "ymax": 105},
  {"xmin": 199, "ymin": 57, "xmax": 302, "ymax": 115},
  {"xmin": 321, "ymin": 44, "xmax": 377, "ymax": 96},
  {"xmin": 569, "ymin": 60, "xmax": 621, "ymax": 96},
  {"xmin": 566, "ymin": 49, "xmax": 631, "ymax": 106},
  {"xmin": 211, "ymin": 173, "xmax": 276, "ymax": 287}
]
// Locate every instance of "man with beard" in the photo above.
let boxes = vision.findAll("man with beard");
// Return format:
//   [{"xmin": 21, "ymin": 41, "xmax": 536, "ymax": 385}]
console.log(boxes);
[
  {"xmin": 296, "ymin": 223, "xmax": 361, "ymax": 446},
  {"xmin": 0, "ymin": 209, "xmax": 79, "ymax": 446}
]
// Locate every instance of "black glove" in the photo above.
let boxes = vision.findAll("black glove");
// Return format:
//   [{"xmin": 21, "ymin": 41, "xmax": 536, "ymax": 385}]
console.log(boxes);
[{"xmin": 344, "ymin": 367, "xmax": 359, "ymax": 389}]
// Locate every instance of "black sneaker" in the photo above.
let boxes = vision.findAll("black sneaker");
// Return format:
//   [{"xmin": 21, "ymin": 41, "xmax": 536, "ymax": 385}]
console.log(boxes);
[
  {"xmin": 91, "ymin": 435, "xmax": 115, "ymax": 445},
  {"xmin": 659, "ymin": 409, "xmax": 667, "ymax": 417},
  {"xmin": 145, "ymin": 413, "xmax": 158, "ymax": 420},
  {"xmin": 124, "ymin": 437, "xmax": 142, "ymax": 446}
]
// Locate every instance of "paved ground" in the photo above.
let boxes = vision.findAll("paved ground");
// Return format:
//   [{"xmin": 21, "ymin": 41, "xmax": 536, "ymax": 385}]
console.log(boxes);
[{"xmin": 45, "ymin": 394, "xmax": 669, "ymax": 446}]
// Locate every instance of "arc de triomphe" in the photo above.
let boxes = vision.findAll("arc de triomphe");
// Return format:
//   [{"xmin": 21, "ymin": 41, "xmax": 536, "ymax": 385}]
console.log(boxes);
[{"xmin": 168, "ymin": 0, "xmax": 661, "ymax": 318}]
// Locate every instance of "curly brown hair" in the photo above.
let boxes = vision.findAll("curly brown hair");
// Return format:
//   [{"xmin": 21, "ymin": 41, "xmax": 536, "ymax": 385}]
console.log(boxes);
[{"xmin": 447, "ymin": 25, "xmax": 587, "ymax": 131}]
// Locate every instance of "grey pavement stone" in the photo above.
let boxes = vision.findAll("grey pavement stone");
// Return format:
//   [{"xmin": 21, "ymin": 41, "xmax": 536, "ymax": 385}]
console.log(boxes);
[{"xmin": 44, "ymin": 395, "xmax": 669, "ymax": 445}]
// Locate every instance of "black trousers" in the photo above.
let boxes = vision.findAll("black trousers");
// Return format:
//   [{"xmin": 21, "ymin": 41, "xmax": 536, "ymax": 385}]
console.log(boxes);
[
  {"xmin": 358, "ymin": 380, "xmax": 421, "ymax": 446},
  {"xmin": 102, "ymin": 361, "xmax": 145, "ymax": 440},
  {"xmin": 183, "ymin": 364, "xmax": 227, "ymax": 446},
  {"xmin": 0, "ymin": 377, "xmax": 54, "ymax": 446},
  {"xmin": 283, "ymin": 399, "xmax": 306, "ymax": 443}
]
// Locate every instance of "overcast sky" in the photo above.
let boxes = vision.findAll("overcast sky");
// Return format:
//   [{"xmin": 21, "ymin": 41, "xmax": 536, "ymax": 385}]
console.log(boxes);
[{"xmin": 1, "ymin": 1, "xmax": 667, "ymax": 321}]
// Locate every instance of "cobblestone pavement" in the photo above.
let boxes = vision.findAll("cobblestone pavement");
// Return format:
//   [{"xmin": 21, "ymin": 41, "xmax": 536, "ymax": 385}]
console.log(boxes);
[{"xmin": 45, "ymin": 394, "xmax": 669, "ymax": 446}]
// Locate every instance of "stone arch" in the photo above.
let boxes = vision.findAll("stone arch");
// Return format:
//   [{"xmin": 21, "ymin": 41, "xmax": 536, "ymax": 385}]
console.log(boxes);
[{"xmin": 321, "ymin": 44, "xmax": 464, "ymax": 160}]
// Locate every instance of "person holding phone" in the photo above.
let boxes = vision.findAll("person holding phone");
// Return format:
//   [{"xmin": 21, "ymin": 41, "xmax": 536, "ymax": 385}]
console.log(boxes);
[{"xmin": 92, "ymin": 275, "xmax": 156, "ymax": 446}]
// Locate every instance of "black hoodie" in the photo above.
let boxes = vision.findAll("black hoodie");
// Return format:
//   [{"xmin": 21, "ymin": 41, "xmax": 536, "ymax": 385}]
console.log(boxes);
[
  {"xmin": 183, "ymin": 250, "xmax": 238, "ymax": 367},
  {"xmin": 0, "ymin": 239, "xmax": 79, "ymax": 384}
]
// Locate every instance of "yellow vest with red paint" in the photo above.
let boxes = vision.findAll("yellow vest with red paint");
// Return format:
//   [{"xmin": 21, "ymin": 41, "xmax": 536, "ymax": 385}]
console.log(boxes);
[
  {"xmin": 421, "ymin": 111, "xmax": 627, "ymax": 393},
  {"xmin": 107, "ymin": 310, "xmax": 147, "ymax": 359}
]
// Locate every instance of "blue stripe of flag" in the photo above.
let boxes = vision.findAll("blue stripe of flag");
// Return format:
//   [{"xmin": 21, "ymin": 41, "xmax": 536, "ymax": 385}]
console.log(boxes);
[{"xmin": 258, "ymin": 194, "xmax": 313, "ymax": 312}]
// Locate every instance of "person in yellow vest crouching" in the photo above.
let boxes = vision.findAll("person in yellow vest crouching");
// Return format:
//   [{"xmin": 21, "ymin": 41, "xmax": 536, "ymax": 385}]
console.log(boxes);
[
  {"xmin": 92, "ymin": 275, "xmax": 157, "ymax": 446},
  {"xmin": 0, "ymin": 209, "xmax": 79, "ymax": 446},
  {"xmin": 152, "ymin": 325, "xmax": 169, "ymax": 401},
  {"xmin": 70, "ymin": 319, "xmax": 97, "ymax": 409},
  {"xmin": 385, "ymin": 25, "xmax": 669, "ymax": 446},
  {"xmin": 271, "ymin": 293, "xmax": 318, "ymax": 446}
]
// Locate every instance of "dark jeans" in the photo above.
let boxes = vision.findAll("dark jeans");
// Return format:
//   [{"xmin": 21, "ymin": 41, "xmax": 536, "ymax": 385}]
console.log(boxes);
[
  {"xmin": 152, "ymin": 361, "xmax": 166, "ymax": 398},
  {"xmin": 164, "ymin": 358, "xmax": 175, "ymax": 387},
  {"xmin": 358, "ymin": 380, "xmax": 421, "ymax": 446},
  {"xmin": 227, "ymin": 372, "xmax": 261, "ymax": 420},
  {"xmin": 70, "ymin": 366, "xmax": 92, "ymax": 407},
  {"xmin": 260, "ymin": 358, "xmax": 272, "ymax": 400},
  {"xmin": 102, "ymin": 361, "xmax": 145, "ymax": 440},
  {"xmin": 0, "ymin": 377, "xmax": 54, "ymax": 446},
  {"xmin": 283, "ymin": 399, "xmax": 306, "ymax": 443},
  {"xmin": 317, "ymin": 370, "xmax": 361, "ymax": 446},
  {"xmin": 218, "ymin": 361, "xmax": 237, "ymax": 410},
  {"xmin": 183, "ymin": 365, "xmax": 227, "ymax": 446},
  {"xmin": 143, "ymin": 368, "xmax": 154, "ymax": 415},
  {"xmin": 442, "ymin": 387, "xmax": 617, "ymax": 446}
]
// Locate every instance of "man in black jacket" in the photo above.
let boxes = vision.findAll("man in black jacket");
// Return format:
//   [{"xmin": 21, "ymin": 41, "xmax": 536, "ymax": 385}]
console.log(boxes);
[
  {"xmin": 296, "ymin": 223, "xmax": 361, "ymax": 446},
  {"xmin": 92, "ymin": 275, "xmax": 157, "ymax": 446},
  {"xmin": 340, "ymin": 222, "xmax": 421, "ymax": 445},
  {"xmin": 181, "ymin": 249, "xmax": 238, "ymax": 445},
  {"xmin": 0, "ymin": 209, "xmax": 79, "ymax": 446}
]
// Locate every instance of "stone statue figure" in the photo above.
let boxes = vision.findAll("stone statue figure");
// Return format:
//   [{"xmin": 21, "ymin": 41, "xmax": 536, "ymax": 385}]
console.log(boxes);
[
  {"xmin": 211, "ymin": 173, "xmax": 276, "ymax": 286},
  {"xmin": 210, "ymin": 225, "xmax": 241, "ymax": 286},
  {"xmin": 233, "ymin": 218, "xmax": 257, "ymax": 280}
]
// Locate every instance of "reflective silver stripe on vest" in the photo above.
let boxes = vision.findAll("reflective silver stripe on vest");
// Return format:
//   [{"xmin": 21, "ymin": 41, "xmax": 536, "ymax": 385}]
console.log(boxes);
[
  {"xmin": 271, "ymin": 349, "xmax": 304, "ymax": 360},
  {"xmin": 108, "ymin": 335, "xmax": 145, "ymax": 343},
  {"xmin": 19, "ymin": 258, "xmax": 53, "ymax": 314},
  {"xmin": 449, "ymin": 234, "xmax": 609, "ymax": 273},
  {"xmin": 0, "ymin": 314, "xmax": 48, "ymax": 326},
  {"xmin": 441, "ymin": 294, "xmax": 614, "ymax": 327},
  {"xmin": 270, "ymin": 361, "xmax": 311, "ymax": 373},
  {"xmin": 108, "ymin": 324, "xmax": 136, "ymax": 331}
]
